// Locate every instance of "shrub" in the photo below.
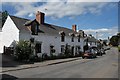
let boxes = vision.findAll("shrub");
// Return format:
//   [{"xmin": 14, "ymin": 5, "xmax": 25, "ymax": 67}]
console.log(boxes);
[
  {"xmin": 14, "ymin": 40, "xmax": 32, "ymax": 61},
  {"xmin": 57, "ymin": 53, "xmax": 66, "ymax": 59}
]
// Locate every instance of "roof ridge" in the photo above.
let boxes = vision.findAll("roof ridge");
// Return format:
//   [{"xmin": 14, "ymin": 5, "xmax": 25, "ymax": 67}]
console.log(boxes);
[
  {"xmin": 9, "ymin": 15, "xmax": 77, "ymax": 33},
  {"xmin": 9, "ymin": 15, "xmax": 30, "ymax": 21},
  {"xmin": 44, "ymin": 23, "xmax": 76, "ymax": 32}
]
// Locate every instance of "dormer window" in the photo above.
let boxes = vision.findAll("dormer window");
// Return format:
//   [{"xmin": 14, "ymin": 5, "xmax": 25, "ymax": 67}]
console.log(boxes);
[
  {"xmin": 31, "ymin": 20, "xmax": 40, "ymax": 35},
  {"xmin": 59, "ymin": 31, "xmax": 65, "ymax": 42}
]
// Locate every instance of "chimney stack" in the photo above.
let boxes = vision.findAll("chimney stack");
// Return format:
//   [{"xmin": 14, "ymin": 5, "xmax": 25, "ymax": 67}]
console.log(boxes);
[
  {"xmin": 72, "ymin": 24, "xmax": 77, "ymax": 32},
  {"xmin": 36, "ymin": 11, "xmax": 45, "ymax": 24}
]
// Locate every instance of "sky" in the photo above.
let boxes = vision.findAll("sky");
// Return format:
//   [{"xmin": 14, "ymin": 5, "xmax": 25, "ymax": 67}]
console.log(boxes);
[{"xmin": 1, "ymin": 0, "xmax": 119, "ymax": 40}]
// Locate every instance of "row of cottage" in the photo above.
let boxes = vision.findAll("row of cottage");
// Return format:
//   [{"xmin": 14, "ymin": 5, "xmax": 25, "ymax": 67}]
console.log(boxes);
[{"xmin": 0, "ymin": 11, "xmax": 97, "ymax": 56}]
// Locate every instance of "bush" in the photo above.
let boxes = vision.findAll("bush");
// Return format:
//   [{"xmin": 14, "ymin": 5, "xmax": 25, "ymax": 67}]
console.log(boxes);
[
  {"xmin": 57, "ymin": 53, "xmax": 66, "ymax": 59},
  {"xmin": 14, "ymin": 40, "xmax": 32, "ymax": 61}
]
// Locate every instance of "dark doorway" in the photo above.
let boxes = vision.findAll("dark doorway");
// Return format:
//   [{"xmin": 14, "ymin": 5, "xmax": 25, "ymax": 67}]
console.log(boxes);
[{"xmin": 71, "ymin": 46, "xmax": 74, "ymax": 55}]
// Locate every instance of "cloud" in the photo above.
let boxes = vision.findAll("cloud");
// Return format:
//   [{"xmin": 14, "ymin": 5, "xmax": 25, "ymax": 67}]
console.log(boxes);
[
  {"xmin": 3, "ymin": 2, "xmax": 110, "ymax": 19},
  {"xmin": 1, "ymin": 0, "xmax": 119, "ymax": 2},
  {"xmin": 83, "ymin": 26, "xmax": 118, "ymax": 39},
  {"xmin": 28, "ymin": 13, "xmax": 35, "ymax": 17}
]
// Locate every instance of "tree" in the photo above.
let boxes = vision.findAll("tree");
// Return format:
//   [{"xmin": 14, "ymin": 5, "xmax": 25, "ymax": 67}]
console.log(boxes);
[
  {"xmin": 117, "ymin": 32, "xmax": 120, "ymax": 36},
  {"xmin": 110, "ymin": 35, "xmax": 119, "ymax": 46},
  {"xmin": 110, "ymin": 33, "xmax": 120, "ymax": 46},
  {"xmin": 2, "ymin": 11, "xmax": 8, "ymax": 26}
]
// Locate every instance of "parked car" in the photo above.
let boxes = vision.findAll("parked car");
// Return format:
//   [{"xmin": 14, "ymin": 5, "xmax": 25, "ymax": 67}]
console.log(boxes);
[
  {"xmin": 104, "ymin": 46, "xmax": 111, "ymax": 51},
  {"xmin": 96, "ymin": 49, "xmax": 103, "ymax": 56},
  {"xmin": 90, "ymin": 47, "xmax": 102, "ymax": 56},
  {"xmin": 82, "ymin": 49, "xmax": 97, "ymax": 59},
  {"xmin": 101, "ymin": 48, "xmax": 106, "ymax": 54}
]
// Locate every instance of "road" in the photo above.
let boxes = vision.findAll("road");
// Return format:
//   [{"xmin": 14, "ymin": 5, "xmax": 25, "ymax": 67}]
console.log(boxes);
[{"xmin": 2, "ymin": 47, "xmax": 118, "ymax": 78}]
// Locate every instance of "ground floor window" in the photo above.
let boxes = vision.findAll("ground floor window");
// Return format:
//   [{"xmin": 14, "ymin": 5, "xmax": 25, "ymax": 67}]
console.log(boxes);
[
  {"xmin": 35, "ymin": 43, "xmax": 42, "ymax": 53},
  {"xmin": 50, "ymin": 45, "xmax": 55, "ymax": 54}
]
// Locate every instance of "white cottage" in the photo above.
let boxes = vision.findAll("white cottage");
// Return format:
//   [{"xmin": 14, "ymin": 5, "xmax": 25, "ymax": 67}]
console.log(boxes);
[{"xmin": 0, "ymin": 11, "xmax": 85, "ymax": 57}]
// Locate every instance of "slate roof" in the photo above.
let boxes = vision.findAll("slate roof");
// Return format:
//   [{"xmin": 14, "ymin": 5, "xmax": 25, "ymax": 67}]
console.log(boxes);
[
  {"xmin": 87, "ymin": 37, "xmax": 97, "ymax": 42},
  {"xmin": 9, "ymin": 15, "xmax": 79, "ymax": 36},
  {"xmin": 10, "ymin": 15, "xmax": 30, "ymax": 32},
  {"xmin": 85, "ymin": 37, "xmax": 98, "ymax": 42}
]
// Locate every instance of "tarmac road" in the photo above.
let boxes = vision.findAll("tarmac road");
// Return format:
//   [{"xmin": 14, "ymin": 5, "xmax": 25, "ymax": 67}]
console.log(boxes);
[{"xmin": 2, "ymin": 47, "xmax": 118, "ymax": 78}]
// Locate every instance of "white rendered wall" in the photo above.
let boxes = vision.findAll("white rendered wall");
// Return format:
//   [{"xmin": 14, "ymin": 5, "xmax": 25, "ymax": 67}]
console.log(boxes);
[
  {"xmin": 1, "ymin": 16, "xmax": 19, "ymax": 53},
  {"xmin": 0, "ymin": 31, "xmax": 3, "ymax": 53}
]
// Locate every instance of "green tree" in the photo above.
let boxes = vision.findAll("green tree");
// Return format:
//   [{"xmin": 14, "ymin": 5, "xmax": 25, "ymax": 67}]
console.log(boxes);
[
  {"xmin": 2, "ymin": 10, "xmax": 8, "ymax": 26},
  {"xmin": 110, "ymin": 35, "xmax": 119, "ymax": 46}
]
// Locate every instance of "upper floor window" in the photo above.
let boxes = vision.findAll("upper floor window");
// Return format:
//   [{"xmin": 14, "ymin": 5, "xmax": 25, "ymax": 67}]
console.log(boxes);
[
  {"xmin": 78, "ymin": 36, "xmax": 80, "ymax": 42},
  {"xmin": 59, "ymin": 31, "xmax": 65, "ymax": 42},
  {"xmin": 69, "ymin": 33, "xmax": 74, "ymax": 42},
  {"xmin": 71, "ymin": 36, "xmax": 74, "ymax": 42},
  {"xmin": 61, "ymin": 35, "xmax": 65, "ymax": 42},
  {"xmin": 76, "ymin": 34, "xmax": 81, "ymax": 42}
]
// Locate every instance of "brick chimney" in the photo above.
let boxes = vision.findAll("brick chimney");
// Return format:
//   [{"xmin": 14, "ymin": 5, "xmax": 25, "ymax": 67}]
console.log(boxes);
[
  {"xmin": 36, "ymin": 11, "xmax": 45, "ymax": 24},
  {"xmin": 72, "ymin": 25, "xmax": 77, "ymax": 32}
]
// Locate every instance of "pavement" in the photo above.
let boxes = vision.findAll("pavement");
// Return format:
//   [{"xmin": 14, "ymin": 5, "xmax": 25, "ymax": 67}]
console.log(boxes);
[{"xmin": 1, "ymin": 55, "xmax": 82, "ymax": 73}]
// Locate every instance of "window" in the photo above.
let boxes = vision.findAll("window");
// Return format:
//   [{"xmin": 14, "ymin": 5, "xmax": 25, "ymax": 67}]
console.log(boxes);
[
  {"xmin": 50, "ymin": 45, "xmax": 55, "ymax": 54},
  {"xmin": 71, "ymin": 36, "xmax": 74, "ymax": 42},
  {"xmin": 35, "ymin": 43, "xmax": 41, "ymax": 53},
  {"xmin": 70, "ymin": 33, "xmax": 74, "ymax": 42},
  {"xmin": 78, "ymin": 37, "xmax": 80, "ymax": 42},
  {"xmin": 59, "ymin": 31, "xmax": 65, "ymax": 42},
  {"xmin": 61, "ymin": 35, "xmax": 65, "ymax": 42},
  {"xmin": 61, "ymin": 45, "xmax": 65, "ymax": 53},
  {"xmin": 90, "ymin": 42, "xmax": 92, "ymax": 45},
  {"xmin": 31, "ymin": 21, "xmax": 39, "ymax": 35}
]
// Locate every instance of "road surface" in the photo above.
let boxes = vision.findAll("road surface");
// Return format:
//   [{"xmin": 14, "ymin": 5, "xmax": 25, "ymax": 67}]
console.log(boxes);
[{"xmin": 2, "ymin": 47, "xmax": 118, "ymax": 78}]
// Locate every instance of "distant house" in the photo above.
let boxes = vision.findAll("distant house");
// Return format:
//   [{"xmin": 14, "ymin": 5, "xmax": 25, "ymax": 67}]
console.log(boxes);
[
  {"xmin": 84, "ymin": 35, "xmax": 97, "ymax": 48},
  {"xmin": 0, "ymin": 11, "xmax": 85, "ymax": 57}
]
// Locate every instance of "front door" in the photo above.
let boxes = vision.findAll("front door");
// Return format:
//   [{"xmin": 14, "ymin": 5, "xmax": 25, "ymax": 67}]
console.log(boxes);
[{"xmin": 71, "ymin": 46, "xmax": 74, "ymax": 55}]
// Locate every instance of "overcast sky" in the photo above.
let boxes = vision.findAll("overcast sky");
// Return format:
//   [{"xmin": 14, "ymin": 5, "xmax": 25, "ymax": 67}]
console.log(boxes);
[{"xmin": 1, "ymin": 0, "xmax": 119, "ymax": 40}]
